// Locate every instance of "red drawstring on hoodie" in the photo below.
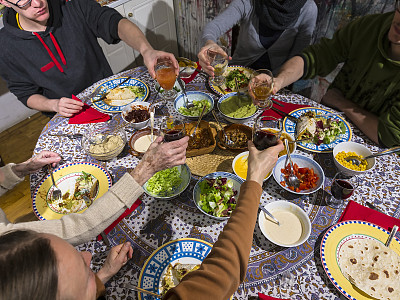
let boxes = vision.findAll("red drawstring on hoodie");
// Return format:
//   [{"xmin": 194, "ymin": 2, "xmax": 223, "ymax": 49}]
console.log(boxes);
[{"xmin": 33, "ymin": 32, "xmax": 66, "ymax": 72}]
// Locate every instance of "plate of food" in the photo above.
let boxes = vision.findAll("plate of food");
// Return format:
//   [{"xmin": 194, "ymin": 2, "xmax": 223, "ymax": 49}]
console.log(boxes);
[
  {"xmin": 320, "ymin": 220, "xmax": 400, "ymax": 300},
  {"xmin": 283, "ymin": 107, "xmax": 352, "ymax": 152},
  {"xmin": 91, "ymin": 77, "xmax": 149, "ymax": 113},
  {"xmin": 208, "ymin": 66, "xmax": 254, "ymax": 95},
  {"xmin": 32, "ymin": 162, "xmax": 112, "ymax": 220},
  {"xmin": 138, "ymin": 238, "xmax": 212, "ymax": 299}
]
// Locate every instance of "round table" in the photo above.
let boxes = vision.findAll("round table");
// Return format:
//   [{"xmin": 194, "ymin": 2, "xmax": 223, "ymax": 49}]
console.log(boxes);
[{"xmin": 31, "ymin": 66, "xmax": 400, "ymax": 300}]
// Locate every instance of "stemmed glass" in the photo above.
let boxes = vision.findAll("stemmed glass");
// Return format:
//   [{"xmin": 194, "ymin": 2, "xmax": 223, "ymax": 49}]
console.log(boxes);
[
  {"xmin": 248, "ymin": 69, "xmax": 274, "ymax": 110},
  {"xmin": 155, "ymin": 57, "xmax": 178, "ymax": 101},
  {"xmin": 327, "ymin": 171, "xmax": 360, "ymax": 208},
  {"xmin": 252, "ymin": 116, "xmax": 282, "ymax": 151},
  {"xmin": 159, "ymin": 116, "xmax": 186, "ymax": 142},
  {"xmin": 207, "ymin": 45, "xmax": 229, "ymax": 86}
]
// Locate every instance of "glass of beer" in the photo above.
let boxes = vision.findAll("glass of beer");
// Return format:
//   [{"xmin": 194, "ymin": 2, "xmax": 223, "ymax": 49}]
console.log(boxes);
[
  {"xmin": 207, "ymin": 45, "xmax": 228, "ymax": 86},
  {"xmin": 248, "ymin": 69, "xmax": 274, "ymax": 110},
  {"xmin": 155, "ymin": 58, "xmax": 178, "ymax": 101}
]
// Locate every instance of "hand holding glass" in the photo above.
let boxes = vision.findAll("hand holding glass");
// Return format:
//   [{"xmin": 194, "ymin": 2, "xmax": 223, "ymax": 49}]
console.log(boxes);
[
  {"xmin": 160, "ymin": 117, "xmax": 186, "ymax": 142},
  {"xmin": 207, "ymin": 45, "xmax": 228, "ymax": 86},
  {"xmin": 252, "ymin": 116, "xmax": 282, "ymax": 151},
  {"xmin": 155, "ymin": 58, "xmax": 178, "ymax": 101},
  {"xmin": 249, "ymin": 69, "xmax": 274, "ymax": 110}
]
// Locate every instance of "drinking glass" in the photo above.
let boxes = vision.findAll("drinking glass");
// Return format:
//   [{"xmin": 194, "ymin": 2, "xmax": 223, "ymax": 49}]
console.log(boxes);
[
  {"xmin": 159, "ymin": 116, "xmax": 186, "ymax": 142},
  {"xmin": 207, "ymin": 45, "xmax": 229, "ymax": 86},
  {"xmin": 155, "ymin": 57, "xmax": 178, "ymax": 101},
  {"xmin": 327, "ymin": 172, "xmax": 360, "ymax": 208},
  {"xmin": 248, "ymin": 69, "xmax": 274, "ymax": 110},
  {"xmin": 252, "ymin": 116, "xmax": 282, "ymax": 151}
]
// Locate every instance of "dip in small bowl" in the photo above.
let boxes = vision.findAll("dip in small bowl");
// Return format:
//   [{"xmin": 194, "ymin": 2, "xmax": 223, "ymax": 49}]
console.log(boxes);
[
  {"xmin": 121, "ymin": 101, "xmax": 150, "ymax": 130},
  {"xmin": 217, "ymin": 92, "xmax": 258, "ymax": 124}
]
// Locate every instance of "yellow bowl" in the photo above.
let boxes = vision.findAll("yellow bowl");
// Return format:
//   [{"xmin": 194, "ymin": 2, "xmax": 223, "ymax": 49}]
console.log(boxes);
[{"xmin": 232, "ymin": 151, "xmax": 272, "ymax": 182}]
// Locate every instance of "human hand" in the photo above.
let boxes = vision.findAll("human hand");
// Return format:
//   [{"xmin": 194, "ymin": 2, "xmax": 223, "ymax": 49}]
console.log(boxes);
[
  {"xmin": 142, "ymin": 49, "xmax": 179, "ymax": 79},
  {"xmin": 12, "ymin": 151, "xmax": 61, "ymax": 178},
  {"xmin": 130, "ymin": 135, "xmax": 189, "ymax": 185},
  {"xmin": 246, "ymin": 140, "xmax": 284, "ymax": 185},
  {"xmin": 56, "ymin": 97, "xmax": 84, "ymax": 117},
  {"xmin": 96, "ymin": 242, "xmax": 133, "ymax": 284},
  {"xmin": 198, "ymin": 41, "xmax": 231, "ymax": 77}
]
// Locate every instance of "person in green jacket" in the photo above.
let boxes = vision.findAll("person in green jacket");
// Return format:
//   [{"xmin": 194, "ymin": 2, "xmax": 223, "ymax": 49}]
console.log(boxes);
[{"xmin": 271, "ymin": 3, "xmax": 400, "ymax": 147}]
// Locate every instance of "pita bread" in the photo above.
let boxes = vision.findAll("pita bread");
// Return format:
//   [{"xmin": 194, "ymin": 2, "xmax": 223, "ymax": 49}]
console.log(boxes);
[
  {"xmin": 105, "ymin": 87, "xmax": 137, "ymax": 100},
  {"xmin": 338, "ymin": 238, "xmax": 400, "ymax": 299}
]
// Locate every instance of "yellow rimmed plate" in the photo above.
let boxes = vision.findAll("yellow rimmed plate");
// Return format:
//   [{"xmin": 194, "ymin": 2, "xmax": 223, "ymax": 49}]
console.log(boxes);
[
  {"xmin": 208, "ymin": 65, "xmax": 254, "ymax": 95},
  {"xmin": 320, "ymin": 220, "xmax": 400, "ymax": 300},
  {"xmin": 32, "ymin": 162, "xmax": 112, "ymax": 220}
]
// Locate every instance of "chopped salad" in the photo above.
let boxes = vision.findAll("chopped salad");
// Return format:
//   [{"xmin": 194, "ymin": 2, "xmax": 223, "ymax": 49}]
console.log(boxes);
[
  {"xmin": 225, "ymin": 69, "xmax": 250, "ymax": 92},
  {"xmin": 198, "ymin": 176, "xmax": 238, "ymax": 218},
  {"xmin": 178, "ymin": 99, "xmax": 211, "ymax": 116},
  {"xmin": 127, "ymin": 86, "xmax": 146, "ymax": 98},
  {"xmin": 146, "ymin": 167, "xmax": 182, "ymax": 197}
]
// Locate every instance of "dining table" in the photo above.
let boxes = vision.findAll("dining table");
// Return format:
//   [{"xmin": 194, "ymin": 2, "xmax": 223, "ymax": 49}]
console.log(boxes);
[{"xmin": 30, "ymin": 65, "xmax": 400, "ymax": 300}]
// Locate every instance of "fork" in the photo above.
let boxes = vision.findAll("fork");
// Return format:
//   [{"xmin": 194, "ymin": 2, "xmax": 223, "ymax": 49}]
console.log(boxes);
[{"xmin": 48, "ymin": 165, "xmax": 62, "ymax": 201}]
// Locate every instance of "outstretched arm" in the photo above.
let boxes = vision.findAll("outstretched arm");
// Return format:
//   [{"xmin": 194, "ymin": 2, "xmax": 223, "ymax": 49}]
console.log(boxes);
[{"xmin": 273, "ymin": 56, "xmax": 305, "ymax": 93}]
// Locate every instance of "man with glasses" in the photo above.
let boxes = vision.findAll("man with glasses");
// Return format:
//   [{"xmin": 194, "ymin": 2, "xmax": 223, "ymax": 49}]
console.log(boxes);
[
  {"xmin": 0, "ymin": 0, "xmax": 178, "ymax": 117},
  {"xmin": 264, "ymin": 2, "xmax": 400, "ymax": 148}
]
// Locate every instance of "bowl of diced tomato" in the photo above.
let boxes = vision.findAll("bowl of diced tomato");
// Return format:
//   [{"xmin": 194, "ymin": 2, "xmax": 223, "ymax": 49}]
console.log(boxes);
[{"xmin": 272, "ymin": 154, "xmax": 325, "ymax": 195}]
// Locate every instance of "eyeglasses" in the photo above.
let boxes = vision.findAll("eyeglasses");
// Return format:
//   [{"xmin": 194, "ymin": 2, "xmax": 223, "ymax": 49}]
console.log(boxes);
[{"xmin": 4, "ymin": 0, "xmax": 32, "ymax": 8}]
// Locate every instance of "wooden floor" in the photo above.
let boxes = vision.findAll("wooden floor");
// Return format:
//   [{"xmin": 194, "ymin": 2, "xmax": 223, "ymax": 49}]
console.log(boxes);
[{"xmin": 0, "ymin": 113, "xmax": 50, "ymax": 222}]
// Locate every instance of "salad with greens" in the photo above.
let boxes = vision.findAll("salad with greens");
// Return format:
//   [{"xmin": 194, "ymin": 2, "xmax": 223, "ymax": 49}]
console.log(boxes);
[
  {"xmin": 314, "ymin": 117, "xmax": 346, "ymax": 145},
  {"xmin": 198, "ymin": 176, "xmax": 238, "ymax": 218},
  {"xmin": 146, "ymin": 167, "xmax": 182, "ymax": 197},
  {"xmin": 225, "ymin": 69, "xmax": 250, "ymax": 92},
  {"xmin": 127, "ymin": 86, "xmax": 146, "ymax": 98},
  {"xmin": 178, "ymin": 99, "xmax": 211, "ymax": 116}
]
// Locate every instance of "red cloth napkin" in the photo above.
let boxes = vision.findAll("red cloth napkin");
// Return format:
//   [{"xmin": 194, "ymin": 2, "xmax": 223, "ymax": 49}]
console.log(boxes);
[
  {"xmin": 339, "ymin": 200, "xmax": 400, "ymax": 231},
  {"xmin": 68, "ymin": 95, "xmax": 110, "ymax": 124},
  {"xmin": 97, "ymin": 198, "xmax": 142, "ymax": 241},
  {"xmin": 261, "ymin": 97, "xmax": 309, "ymax": 119},
  {"xmin": 181, "ymin": 62, "xmax": 201, "ymax": 84},
  {"xmin": 258, "ymin": 292, "xmax": 289, "ymax": 300}
]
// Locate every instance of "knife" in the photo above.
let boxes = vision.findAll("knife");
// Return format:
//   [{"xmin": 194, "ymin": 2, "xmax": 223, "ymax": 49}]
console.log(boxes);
[
  {"xmin": 271, "ymin": 106, "xmax": 298, "ymax": 123},
  {"xmin": 93, "ymin": 76, "xmax": 132, "ymax": 103}
]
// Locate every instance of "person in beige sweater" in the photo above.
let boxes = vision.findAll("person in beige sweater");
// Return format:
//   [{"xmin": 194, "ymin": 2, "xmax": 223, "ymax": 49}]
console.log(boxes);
[
  {"xmin": 0, "ymin": 139, "xmax": 283, "ymax": 300},
  {"xmin": 0, "ymin": 135, "xmax": 189, "ymax": 246}
]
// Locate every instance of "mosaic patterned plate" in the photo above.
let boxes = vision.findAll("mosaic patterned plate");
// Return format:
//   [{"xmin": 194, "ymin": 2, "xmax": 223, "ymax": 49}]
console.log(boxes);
[
  {"xmin": 208, "ymin": 65, "xmax": 254, "ymax": 95},
  {"xmin": 91, "ymin": 76, "xmax": 149, "ymax": 113},
  {"xmin": 138, "ymin": 238, "xmax": 213, "ymax": 299},
  {"xmin": 283, "ymin": 107, "xmax": 352, "ymax": 152},
  {"xmin": 32, "ymin": 162, "xmax": 112, "ymax": 220},
  {"xmin": 320, "ymin": 221, "xmax": 400, "ymax": 300}
]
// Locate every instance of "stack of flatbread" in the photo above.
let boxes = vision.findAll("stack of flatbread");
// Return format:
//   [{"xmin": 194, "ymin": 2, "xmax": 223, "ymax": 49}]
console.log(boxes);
[
  {"xmin": 338, "ymin": 238, "xmax": 400, "ymax": 299},
  {"xmin": 106, "ymin": 87, "xmax": 136, "ymax": 100}
]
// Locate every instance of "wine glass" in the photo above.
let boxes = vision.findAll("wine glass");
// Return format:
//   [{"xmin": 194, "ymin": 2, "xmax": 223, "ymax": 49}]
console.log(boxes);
[
  {"xmin": 155, "ymin": 57, "xmax": 178, "ymax": 101},
  {"xmin": 207, "ymin": 45, "xmax": 229, "ymax": 86},
  {"xmin": 252, "ymin": 116, "xmax": 282, "ymax": 151},
  {"xmin": 327, "ymin": 172, "xmax": 360, "ymax": 208},
  {"xmin": 248, "ymin": 69, "xmax": 274, "ymax": 110},
  {"xmin": 159, "ymin": 116, "xmax": 186, "ymax": 142}
]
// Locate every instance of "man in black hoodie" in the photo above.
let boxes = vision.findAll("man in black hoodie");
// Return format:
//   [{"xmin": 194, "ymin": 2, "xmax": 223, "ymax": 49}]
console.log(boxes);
[{"xmin": 0, "ymin": 0, "xmax": 178, "ymax": 117}]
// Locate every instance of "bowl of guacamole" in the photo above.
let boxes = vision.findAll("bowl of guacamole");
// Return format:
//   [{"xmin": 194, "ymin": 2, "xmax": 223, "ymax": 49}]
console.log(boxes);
[{"xmin": 217, "ymin": 92, "xmax": 258, "ymax": 123}]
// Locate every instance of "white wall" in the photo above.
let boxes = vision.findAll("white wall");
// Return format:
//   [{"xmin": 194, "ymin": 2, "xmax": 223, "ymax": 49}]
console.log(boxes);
[{"xmin": 0, "ymin": 92, "xmax": 36, "ymax": 132}]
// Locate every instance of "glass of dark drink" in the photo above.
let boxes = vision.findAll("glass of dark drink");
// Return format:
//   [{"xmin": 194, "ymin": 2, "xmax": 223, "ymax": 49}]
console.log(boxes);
[
  {"xmin": 252, "ymin": 116, "xmax": 282, "ymax": 150},
  {"xmin": 160, "ymin": 117, "xmax": 185, "ymax": 142},
  {"xmin": 327, "ymin": 172, "xmax": 360, "ymax": 209}
]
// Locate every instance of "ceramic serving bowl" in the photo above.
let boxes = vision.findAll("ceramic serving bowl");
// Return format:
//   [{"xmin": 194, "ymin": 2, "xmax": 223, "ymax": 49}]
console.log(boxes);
[
  {"xmin": 217, "ymin": 92, "xmax": 258, "ymax": 124},
  {"xmin": 142, "ymin": 164, "xmax": 191, "ymax": 200},
  {"xmin": 193, "ymin": 172, "xmax": 244, "ymax": 221},
  {"xmin": 332, "ymin": 141, "xmax": 376, "ymax": 176},
  {"xmin": 232, "ymin": 151, "xmax": 272, "ymax": 182},
  {"xmin": 258, "ymin": 200, "xmax": 311, "ymax": 247},
  {"xmin": 121, "ymin": 101, "xmax": 150, "ymax": 130},
  {"xmin": 272, "ymin": 154, "xmax": 324, "ymax": 195},
  {"xmin": 174, "ymin": 91, "xmax": 214, "ymax": 120}
]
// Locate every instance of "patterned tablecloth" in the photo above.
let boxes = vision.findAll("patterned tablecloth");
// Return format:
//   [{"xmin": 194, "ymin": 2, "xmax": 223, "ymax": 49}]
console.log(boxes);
[{"xmin": 32, "ymin": 66, "xmax": 400, "ymax": 300}]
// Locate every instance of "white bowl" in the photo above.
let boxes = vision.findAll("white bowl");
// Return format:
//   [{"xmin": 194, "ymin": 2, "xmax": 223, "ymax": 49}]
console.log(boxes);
[
  {"xmin": 193, "ymin": 172, "xmax": 244, "ymax": 221},
  {"xmin": 143, "ymin": 164, "xmax": 191, "ymax": 200},
  {"xmin": 273, "ymin": 154, "xmax": 325, "ymax": 195},
  {"xmin": 232, "ymin": 151, "xmax": 272, "ymax": 182},
  {"xmin": 217, "ymin": 92, "xmax": 258, "ymax": 124},
  {"xmin": 258, "ymin": 200, "xmax": 311, "ymax": 247},
  {"xmin": 332, "ymin": 141, "xmax": 376, "ymax": 176},
  {"xmin": 174, "ymin": 91, "xmax": 214, "ymax": 120},
  {"xmin": 121, "ymin": 101, "xmax": 150, "ymax": 130}
]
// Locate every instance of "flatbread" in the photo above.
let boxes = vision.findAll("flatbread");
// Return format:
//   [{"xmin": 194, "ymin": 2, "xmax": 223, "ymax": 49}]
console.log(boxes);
[
  {"xmin": 338, "ymin": 238, "xmax": 400, "ymax": 299},
  {"xmin": 160, "ymin": 263, "xmax": 200, "ymax": 295},
  {"xmin": 105, "ymin": 87, "xmax": 137, "ymax": 100}
]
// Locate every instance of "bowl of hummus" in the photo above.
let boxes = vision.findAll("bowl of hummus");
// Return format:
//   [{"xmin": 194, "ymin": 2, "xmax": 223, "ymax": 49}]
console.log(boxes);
[
  {"xmin": 258, "ymin": 200, "xmax": 311, "ymax": 247},
  {"xmin": 217, "ymin": 92, "xmax": 258, "ymax": 124}
]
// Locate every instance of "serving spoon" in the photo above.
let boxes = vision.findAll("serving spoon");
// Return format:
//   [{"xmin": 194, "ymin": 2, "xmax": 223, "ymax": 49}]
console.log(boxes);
[
  {"xmin": 284, "ymin": 139, "xmax": 300, "ymax": 189},
  {"xmin": 211, "ymin": 109, "xmax": 236, "ymax": 147},
  {"xmin": 190, "ymin": 105, "xmax": 207, "ymax": 138},
  {"xmin": 344, "ymin": 146, "xmax": 400, "ymax": 166}
]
